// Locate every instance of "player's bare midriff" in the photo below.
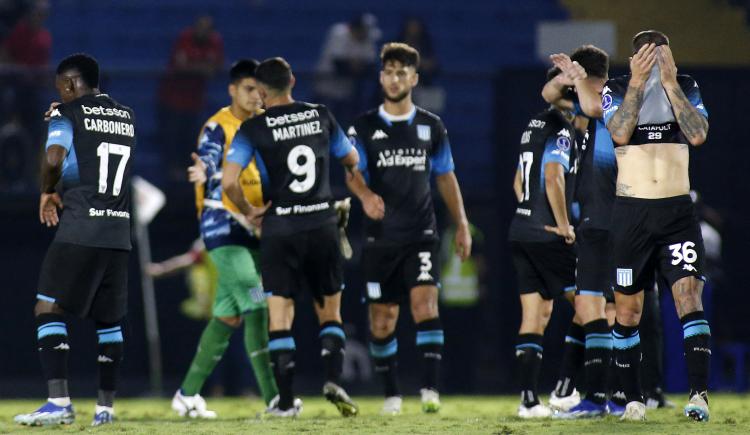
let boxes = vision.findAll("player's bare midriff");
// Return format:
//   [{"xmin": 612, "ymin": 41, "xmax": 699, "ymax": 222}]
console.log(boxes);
[{"xmin": 615, "ymin": 142, "xmax": 690, "ymax": 199}]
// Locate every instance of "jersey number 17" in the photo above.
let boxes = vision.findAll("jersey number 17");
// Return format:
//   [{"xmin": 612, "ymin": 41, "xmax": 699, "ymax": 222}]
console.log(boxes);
[{"xmin": 97, "ymin": 142, "xmax": 131, "ymax": 196}]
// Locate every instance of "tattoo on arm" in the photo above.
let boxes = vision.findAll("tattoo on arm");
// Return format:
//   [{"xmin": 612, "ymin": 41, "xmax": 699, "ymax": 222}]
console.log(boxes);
[
  {"xmin": 667, "ymin": 86, "xmax": 709, "ymax": 143},
  {"xmin": 616, "ymin": 182, "xmax": 634, "ymax": 197},
  {"xmin": 615, "ymin": 147, "xmax": 628, "ymax": 157},
  {"xmin": 608, "ymin": 81, "xmax": 646, "ymax": 143}
]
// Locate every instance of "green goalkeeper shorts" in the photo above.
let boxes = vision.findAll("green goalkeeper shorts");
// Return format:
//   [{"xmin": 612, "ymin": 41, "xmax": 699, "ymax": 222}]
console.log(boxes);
[{"xmin": 208, "ymin": 245, "xmax": 267, "ymax": 317}]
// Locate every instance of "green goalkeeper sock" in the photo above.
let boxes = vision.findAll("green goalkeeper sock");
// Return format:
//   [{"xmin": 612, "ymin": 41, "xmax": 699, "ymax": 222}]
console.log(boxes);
[
  {"xmin": 244, "ymin": 308, "xmax": 278, "ymax": 404},
  {"xmin": 180, "ymin": 318, "xmax": 234, "ymax": 396}
]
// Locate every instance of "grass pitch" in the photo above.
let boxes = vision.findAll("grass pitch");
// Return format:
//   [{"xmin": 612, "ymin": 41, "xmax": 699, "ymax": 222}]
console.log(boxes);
[{"xmin": 0, "ymin": 394, "xmax": 748, "ymax": 434}]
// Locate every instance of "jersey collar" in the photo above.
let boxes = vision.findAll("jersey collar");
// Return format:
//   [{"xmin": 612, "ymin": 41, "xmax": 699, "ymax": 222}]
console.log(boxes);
[{"xmin": 378, "ymin": 104, "xmax": 417, "ymax": 126}]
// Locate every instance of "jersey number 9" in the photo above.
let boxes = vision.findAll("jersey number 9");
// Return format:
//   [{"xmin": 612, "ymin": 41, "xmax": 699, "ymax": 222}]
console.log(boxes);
[{"xmin": 287, "ymin": 144, "xmax": 316, "ymax": 193}]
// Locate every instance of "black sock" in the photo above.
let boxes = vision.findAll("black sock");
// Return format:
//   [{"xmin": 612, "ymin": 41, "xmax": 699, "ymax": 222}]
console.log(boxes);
[
  {"xmin": 96, "ymin": 322, "xmax": 124, "ymax": 407},
  {"xmin": 554, "ymin": 322, "xmax": 585, "ymax": 398},
  {"xmin": 613, "ymin": 322, "xmax": 643, "ymax": 404},
  {"xmin": 516, "ymin": 333, "xmax": 543, "ymax": 407},
  {"xmin": 416, "ymin": 318, "xmax": 443, "ymax": 391},
  {"xmin": 370, "ymin": 333, "xmax": 400, "ymax": 397},
  {"xmin": 583, "ymin": 319, "xmax": 612, "ymax": 404},
  {"xmin": 269, "ymin": 330, "xmax": 295, "ymax": 410},
  {"xmin": 319, "ymin": 321, "xmax": 345, "ymax": 385},
  {"xmin": 681, "ymin": 311, "xmax": 711, "ymax": 400},
  {"xmin": 37, "ymin": 313, "xmax": 70, "ymax": 399},
  {"xmin": 607, "ymin": 326, "xmax": 626, "ymax": 406}
]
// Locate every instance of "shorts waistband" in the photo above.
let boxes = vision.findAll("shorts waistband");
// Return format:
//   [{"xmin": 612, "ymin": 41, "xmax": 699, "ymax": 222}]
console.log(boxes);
[{"xmin": 614, "ymin": 194, "xmax": 692, "ymax": 206}]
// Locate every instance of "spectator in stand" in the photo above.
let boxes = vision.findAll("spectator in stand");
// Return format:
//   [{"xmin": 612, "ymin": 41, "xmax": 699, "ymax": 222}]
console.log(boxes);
[
  {"xmin": 314, "ymin": 13, "xmax": 381, "ymax": 127},
  {"xmin": 397, "ymin": 17, "xmax": 438, "ymax": 85},
  {"xmin": 157, "ymin": 15, "xmax": 224, "ymax": 181}
]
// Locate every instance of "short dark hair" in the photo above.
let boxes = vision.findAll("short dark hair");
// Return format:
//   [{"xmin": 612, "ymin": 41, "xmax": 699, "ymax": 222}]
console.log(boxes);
[
  {"xmin": 255, "ymin": 57, "xmax": 293, "ymax": 91},
  {"xmin": 56, "ymin": 53, "xmax": 99, "ymax": 88},
  {"xmin": 229, "ymin": 59, "xmax": 259, "ymax": 83},
  {"xmin": 632, "ymin": 30, "xmax": 669, "ymax": 53},
  {"xmin": 380, "ymin": 42, "xmax": 420, "ymax": 69},
  {"xmin": 570, "ymin": 45, "xmax": 609, "ymax": 79}
]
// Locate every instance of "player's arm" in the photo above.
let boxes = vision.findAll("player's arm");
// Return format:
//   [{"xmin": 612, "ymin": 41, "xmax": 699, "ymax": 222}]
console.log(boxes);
[
  {"xmin": 513, "ymin": 166, "xmax": 523, "ymax": 203},
  {"xmin": 432, "ymin": 129, "xmax": 471, "ymax": 260},
  {"xmin": 657, "ymin": 46, "xmax": 709, "ymax": 146},
  {"xmin": 541, "ymin": 72, "xmax": 575, "ymax": 111},
  {"xmin": 222, "ymin": 131, "xmax": 270, "ymax": 223},
  {"xmin": 341, "ymin": 126, "xmax": 384, "ymax": 220},
  {"xmin": 574, "ymin": 77, "xmax": 604, "ymax": 119},
  {"xmin": 606, "ymin": 43, "xmax": 657, "ymax": 146},
  {"xmin": 540, "ymin": 134, "xmax": 575, "ymax": 244},
  {"xmin": 39, "ymin": 111, "xmax": 74, "ymax": 227}
]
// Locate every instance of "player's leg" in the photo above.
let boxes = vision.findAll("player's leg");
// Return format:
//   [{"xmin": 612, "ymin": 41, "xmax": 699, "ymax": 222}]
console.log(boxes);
[
  {"xmin": 173, "ymin": 246, "xmax": 247, "ymax": 418},
  {"xmin": 225, "ymin": 247, "xmax": 277, "ymax": 405},
  {"xmin": 369, "ymin": 302, "xmax": 401, "ymax": 414},
  {"xmin": 517, "ymin": 292, "xmax": 554, "ymax": 418},
  {"xmin": 410, "ymin": 284, "xmax": 443, "ymax": 413},
  {"xmin": 603, "ymin": 295, "xmax": 627, "ymax": 414},
  {"xmin": 658, "ymin": 197, "xmax": 711, "ymax": 421},
  {"xmin": 613, "ymin": 290, "xmax": 646, "ymax": 417},
  {"xmin": 267, "ymin": 295, "xmax": 299, "ymax": 414},
  {"xmin": 15, "ymin": 243, "xmax": 104, "ymax": 426},
  {"xmin": 550, "ymin": 291, "xmax": 584, "ymax": 411},
  {"xmin": 640, "ymin": 284, "xmax": 673, "ymax": 409},
  {"xmin": 557, "ymin": 229, "xmax": 613, "ymax": 418}
]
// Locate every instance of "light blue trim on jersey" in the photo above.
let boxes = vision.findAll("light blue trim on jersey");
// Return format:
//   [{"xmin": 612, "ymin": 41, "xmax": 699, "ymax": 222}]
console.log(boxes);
[
  {"xmin": 46, "ymin": 116, "xmax": 74, "ymax": 151},
  {"xmin": 226, "ymin": 130, "xmax": 255, "ymax": 167},
  {"xmin": 593, "ymin": 119, "xmax": 616, "ymax": 168},
  {"xmin": 61, "ymin": 144, "xmax": 80, "ymax": 183},
  {"xmin": 36, "ymin": 294, "xmax": 56, "ymax": 303},
  {"xmin": 542, "ymin": 137, "xmax": 570, "ymax": 169},
  {"xmin": 330, "ymin": 126, "xmax": 354, "ymax": 159},
  {"xmin": 416, "ymin": 330, "xmax": 445, "ymax": 346},
  {"xmin": 431, "ymin": 139, "xmax": 455, "ymax": 175},
  {"xmin": 254, "ymin": 152, "xmax": 271, "ymax": 188},
  {"xmin": 602, "ymin": 91, "xmax": 624, "ymax": 126},
  {"xmin": 269, "ymin": 337, "xmax": 296, "ymax": 351},
  {"xmin": 351, "ymin": 136, "xmax": 370, "ymax": 183},
  {"xmin": 612, "ymin": 330, "xmax": 640, "ymax": 350},
  {"xmin": 685, "ymin": 82, "xmax": 709, "ymax": 118},
  {"xmin": 319, "ymin": 326, "xmax": 346, "ymax": 340},
  {"xmin": 370, "ymin": 338, "xmax": 398, "ymax": 358}
]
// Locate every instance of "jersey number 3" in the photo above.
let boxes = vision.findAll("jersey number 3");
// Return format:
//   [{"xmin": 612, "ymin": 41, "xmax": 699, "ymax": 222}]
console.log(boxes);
[
  {"xmin": 287, "ymin": 144, "xmax": 316, "ymax": 193},
  {"xmin": 97, "ymin": 142, "xmax": 131, "ymax": 196}
]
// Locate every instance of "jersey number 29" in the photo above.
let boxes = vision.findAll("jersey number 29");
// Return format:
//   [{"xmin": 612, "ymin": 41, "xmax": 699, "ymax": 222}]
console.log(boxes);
[
  {"xmin": 287, "ymin": 144, "xmax": 316, "ymax": 193},
  {"xmin": 97, "ymin": 142, "xmax": 131, "ymax": 196}
]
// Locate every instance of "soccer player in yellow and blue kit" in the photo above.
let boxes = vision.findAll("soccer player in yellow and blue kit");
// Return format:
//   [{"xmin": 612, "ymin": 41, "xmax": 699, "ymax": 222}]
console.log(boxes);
[{"xmin": 171, "ymin": 59, "xmax": 278, "ymax": 418}]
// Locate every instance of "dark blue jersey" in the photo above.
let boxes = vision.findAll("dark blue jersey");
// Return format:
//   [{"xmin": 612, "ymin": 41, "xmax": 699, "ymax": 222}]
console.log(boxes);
[
  {"xmin": 348, "ymin": 105, "xmax": 455, "ymax": 245},
  {"xmin": 508, "ymin": 108, "xmax": 575, "ymax": 242},
  {"xmin": 227, "ymin": 101, "xmax": 353, "ymax": 237},
  {"xmin": 571, "ymin": 97, "xmax": 617, "ymax": 230},
  {"xmin": 602, "ymin": 70, "xmax": 708, "ymax": 145},
  {"xmin": 45, "ymin": 94, "xmax": 136, "ymax": 250}
]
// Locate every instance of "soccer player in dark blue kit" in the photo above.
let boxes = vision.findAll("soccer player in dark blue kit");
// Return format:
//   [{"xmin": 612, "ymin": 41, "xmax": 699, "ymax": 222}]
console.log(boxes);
[
  {"xmin": 222, "ymin": 57, "xmax": 367, "ymax": 417},
  {"xmin": 345, "ymin": 43, "xmax": 472, "ymax": 415},
  {"xmin": 508, "ymin": 68, "xmax": 578, "ymax": 418},
  {"xmin": 542, "ymin": 45, "xmax": 622, "ymax": 417},
  {"xmin": 15, "ymin": 54, "xmax": 136, "ymax": 427}
]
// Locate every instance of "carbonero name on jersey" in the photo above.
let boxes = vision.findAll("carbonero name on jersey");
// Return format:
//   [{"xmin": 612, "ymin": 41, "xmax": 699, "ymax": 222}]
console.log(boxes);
[
  {"xmin": 81, "ymin": 105, "xmax": 134, "ymax": 137},
  {"xmin": 266, "ymin": 108, "xmax": 323, "ymax": 142}
]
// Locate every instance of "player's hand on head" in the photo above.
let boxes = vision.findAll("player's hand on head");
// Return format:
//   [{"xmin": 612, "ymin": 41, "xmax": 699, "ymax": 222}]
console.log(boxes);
[
  {"xmin": 657, "ymin": 45, "xmax": 678, "ymax": 86},
  {"xmin": 187, "ymin": 152, "xmax": 207, "ymax": 184},
  {"xmin": 362, "ymin": 192, "xmax": 385, "ymax": 221},
  {"xmin": 43, "ymin": 102, "xmax": 61, "ymax": 121},
  {"xmin": 629, "ymin": 43, "xmax": 657, "ymax": 83},
  {"xmin": 544, "ymin": 224, "xmax": 576, "ymax": 244},
  {"xmin": 39, "ymin": 192, "xmax": 63, "ymax": 227},
  {"xmin": 455, "ymin": 223, "xmax": 473, "ymax": 261}
]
